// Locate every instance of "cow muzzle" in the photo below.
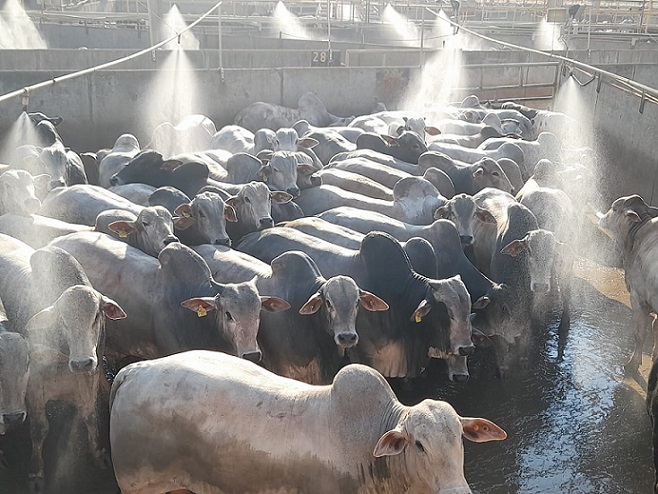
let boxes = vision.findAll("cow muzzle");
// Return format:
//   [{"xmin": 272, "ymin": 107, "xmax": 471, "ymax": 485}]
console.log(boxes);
[
  {"xmin": 0, "ymin": 411, "xmax": 27, "ymax": 427},
  {"xmin": 163, "ymin": 236, "xmax": 179, "ymax": 246},
  {"xmin": 530, "ymin": 282, "xmax": 550, "ymax": 294},
  {"xmin": 335, "ymin": 331, "xmax": 359, "ymax": 349},
  {"xmin": 213, "ymin": 237, "xmax": 232, "ymax": 247},
  {"xmin": 242, "ymin": 350, "xmax": 262, "ymax": 363},
  {"xmin": 459, "ymin": 235, "xmax": 474, "ymax": 246},
  {"xmin": 259, "ymin": 217, "xmax": 274, "ymax": 229},
  {"xmin": 69, "ymin": 357, "xmax": 98, "ymax": 374},
  {"xmin": 458, "ymin": 344, "xmax": 476, "ymax": 356}
]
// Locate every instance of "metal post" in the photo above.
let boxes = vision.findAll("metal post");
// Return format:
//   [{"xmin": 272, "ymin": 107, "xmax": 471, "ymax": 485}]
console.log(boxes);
[
  {"xmin": 327, "ymin": 0, "xmax": 332, "ymax": 60},
  {"xmin": 218, "ymin": 3, "xmax": 224, "ymax": 81},
  {"xmin": 420, "ymin": 4, "xmax": 425, "ymax": 64},
  {"xmin": 587, "ymin": 5, "xmax": 592, "ymax": 51}
]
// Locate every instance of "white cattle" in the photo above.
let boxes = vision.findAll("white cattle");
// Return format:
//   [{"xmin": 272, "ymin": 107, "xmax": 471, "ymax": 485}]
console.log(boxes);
[{"xmin": 110, "ymin": 351, "xmax": 506, "ymax": 494}]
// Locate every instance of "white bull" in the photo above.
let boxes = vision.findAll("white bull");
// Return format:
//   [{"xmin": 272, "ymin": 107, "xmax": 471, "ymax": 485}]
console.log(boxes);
[{"xmin": 110, "ymin": 351, "xmax": 506, "ymax": 494}]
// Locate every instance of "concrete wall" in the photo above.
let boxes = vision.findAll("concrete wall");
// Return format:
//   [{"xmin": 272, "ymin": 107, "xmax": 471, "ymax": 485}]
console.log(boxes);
[{"xmin": 0, "ymin": 67, "xmax": 413, "ymax": 154}]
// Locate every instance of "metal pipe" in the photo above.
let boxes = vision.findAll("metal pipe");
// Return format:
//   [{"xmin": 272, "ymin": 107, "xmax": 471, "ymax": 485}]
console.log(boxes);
[
  {"xmin": 425, "ymin": 6, "xmax": 658, "ymax": 101},
  {"xmin": 0, "ymin": 0, "xmax": 223, "ymax": 105},
  {"xmin": 218, "ymin": 2, "xmax": 224, "ymax": 81}
]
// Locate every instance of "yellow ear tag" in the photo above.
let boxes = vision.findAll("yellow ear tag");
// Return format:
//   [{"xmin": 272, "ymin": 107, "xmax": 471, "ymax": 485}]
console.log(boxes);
[
  {"xmin": 118, "ymin": 231, "xmax": 128, "ymax": 239},
  {"xmin": 263, "ymin": 176, "xmax": 268, "ymax": 183},
  {"xmin": 415, "ymin": 313, "xmax": 422, "ymax": 323},
  {"xmin": 197, "ymin": 305, "xmax": 207, "ymax": 318},
  {"xmin": 182, "ymin": 211, "xmax": 191, "ymax": 218}
]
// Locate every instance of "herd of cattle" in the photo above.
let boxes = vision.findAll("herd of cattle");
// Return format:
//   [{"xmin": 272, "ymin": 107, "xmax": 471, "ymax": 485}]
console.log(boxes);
[{"xmin": 0, "ymin": 90, "xmax": 657, "ymax": 493}]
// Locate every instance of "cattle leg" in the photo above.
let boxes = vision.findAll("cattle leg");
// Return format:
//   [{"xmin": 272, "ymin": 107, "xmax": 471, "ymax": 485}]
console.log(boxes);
[
  {"xmin": 79, "ymin": 379, "xmax": 110, "ymax": 470},
  {"xmin": 27, "ymin": 403, "xmax": 48, "ymax": 494},
  {"xmin": 626, "ymin": 302, "xmax": 653, "ymax": 373}
]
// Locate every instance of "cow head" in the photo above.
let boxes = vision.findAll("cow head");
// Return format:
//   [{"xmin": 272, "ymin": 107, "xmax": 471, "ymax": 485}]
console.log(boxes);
[
  {"xmin": 299, "ymin": 275, "xmax": 388, "ymax": 351},
  {"xmin": 174, "ymin": 192, "xmax": 234, "ymax": 246},
  {"xmin": 181, "ymin": 277, "xmax": 289, "ymax": 362},
  {"xmin": 0, "ymin": 169, "xmax": 47, "ymax": 215},
  {"xmin": 434, "ymin": 194, "xmax": 496, "ymax": 247},
  {"xmin": 501, "ymin": 229, "xmax": 572, "ymax": 294},
  {"xmin": 472, "ymin": 158, "xmax": 514, "ymax": 195},
  {"xmin": 26, "ymin": 286, "xmax": 125, "ymax": 374},
  {"xmin": 598, "ymin": 194, "xmax": 658, "ymax": 245},
  {"xmin": 258, "ymin": 152, "xmax": 302, "ymax": 198},
  {"xmin": 0, "ymin": 331, "xmax": 29, "ymax": 434},
  {"xmin": 226, "ymin": 182, "xmax": 292, "ymax": 236},
  {"xmin": 109, "ymin": 205, "xmax": 179, "ymax": 256},
  {"xmin": 372, "ymin": 400, "xmax": 506, "ymax": 493}
]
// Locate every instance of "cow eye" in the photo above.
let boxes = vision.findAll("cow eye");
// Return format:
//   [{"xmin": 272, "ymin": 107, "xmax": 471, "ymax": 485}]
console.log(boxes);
[
  {"xmin": 326, "ymin": 300, "xmax": 332, "ymax": 310},
  {"xmin": 492, "ymin": 171, "xmax": 500, "ymax": 177},
  {"xmin": 225, "ymin": 311, "xmax": 233, "ymax": 321},
  {"xmin": 415, "ymin": 440, "xmax": 425, "ymax": 453},
  {"xmin": 142, "ymin": 222, "xmax": 150, "ymax": 227},
  {"xmin": 244, "ymin": 197, "xmax": 251, "ymax": 203},
  {"xmin": 273, "ymin": 167, "xmax": 280, "ymax": 173},
  {"xmin": 198, "ymin": 211, "xmax": 205, "ymax": 218}
]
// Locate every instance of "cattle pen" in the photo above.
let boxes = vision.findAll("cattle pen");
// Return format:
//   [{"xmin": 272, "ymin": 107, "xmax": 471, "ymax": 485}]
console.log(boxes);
[{"xmin": 0, "ymin": 0, "xmax": 658, "ymax": 492}]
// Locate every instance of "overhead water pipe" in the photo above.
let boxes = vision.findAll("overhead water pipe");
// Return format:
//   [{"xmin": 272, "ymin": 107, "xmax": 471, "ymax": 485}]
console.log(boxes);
[
  {"xmin": 426, "ymin": 6, "xmax": 658, "ymax": 106},
  {"xmin": 0, "ymin": 0, "xmax": 223, "ymax": 106}
]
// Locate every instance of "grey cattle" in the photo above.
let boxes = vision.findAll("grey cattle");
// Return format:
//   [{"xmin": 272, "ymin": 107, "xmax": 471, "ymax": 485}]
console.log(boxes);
[
  {"xmin": 326, "ymin": 157, "xmax": 413, "ymax": 189},
  {"xmin": 98, "ymin": 134, "xmax": 140, "ymax": 188},
  {"xmin": 40, "ymin": 184, "xmax": 141, "ymax": 225},
  {"xmin": 0, "ymin": 302, "xmax": 29, "ymax": 435},
  {"xmin": 435, "ymin": 114, "xmax": 504, "ymax": 136},
  {"xmin": 356, "ymin": 131, "xmax": 428, "ymax": 164},
  {"xmin": 254, "ymin": 128, "xmax": 276, "ymax": 153},
  {"xmin": 428, "ymin": 126, "xmax": 500, "ymax": 149},
  {"xmin": 193, "ymin": 247, "xmax": 388, "ymax": 384},
  {"xmin": 94, "ymin": 206, "xmax": 179, "ymax": 256},
  {"xmin": 110, "ymin": 353, "xmax": 506, "ymax": 494},
  {"xmin": 237, "ymin": 230, "xmax": 475, "ymax": 380},
  {"xmin": 314, "ymin": 168, "xmax": 393, "ymax": 200},
  {"xmin": 472, "ymin": 199, "xmax": 570, "ymax": 373},
  {"xmin": 0, "ymin": 213, "xmax": 91, "ymax": 249},
  {"xmin": 35, "ymin": 120, "xmax": 88, "ymax": 186},
  {"xmin": 0, "ymin": 169, "xmax": 49, "ymax": 215},
  {"xmin": 598, "ymin": 195, "xmax": 658, "ymax": 372},
  {"xmin": 49, "ymin": 233, "xmax": 289, "ymax": 361},
  {"xmin": 109, "ymin": 183, "xmax": 156, "ymax": 206},
  {"xmin": 348, "ymin": 114, "xmax": 390, "ymax": 134},
  {"xmin": 478, "ymin": 132, "xmax": 561, "ymax": 173},
  {"xmin": 210, "ymin": 125, "xmax": 255, "ymax": 154},
  {"xmin": 387, "ymin": 115, "xmax": 442, "ymax": 141},
  {"xmin": 148, "ymin": 114, "xmax": 216, "ymax": 157},
  {"xmin": 419, "ymin": 152, "xmax": 514, "ymax": 195},
  {"xmin": 428, "ymin": 141, "xmax": 525, "ymax": 170},
  {"xmin": 0, "ymin": 237, "xmax": 126, "ymax": 490},
  {"xmin": 330, "ymin": 148, "xmax": 420, "ymax": 175},
  {"xmin": 235, "ymin": 92, "xmax": 348, "ymax": 132},
  {"xmin": 294, "ymin": 119, "xmax": 364, "ymax": 143},
  {"xmin": 295, "ymin": 177, "xmax": 446, "ymax": 225},
  {"xmin": 292, "ymin": 124, "xmax": 358, "ymax": 165}
]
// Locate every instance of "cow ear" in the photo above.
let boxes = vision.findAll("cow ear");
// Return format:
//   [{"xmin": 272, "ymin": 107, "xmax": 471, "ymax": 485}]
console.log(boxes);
[
  {"xmin": 359, "ymin": 291, "xmax": 389, "ymax": 312},
  {"xmin": 425, "ymin": 126, "xmax": 441, "ymax": 136},
  {"xmin": 461, "ymin": 417, "xmax": 507, "ymax": 443},
  {"xmin": 224, "ymin": 205, "xmax": 238, "ymax": 223},
  {"xmin": 472, "ymin": 295, "xmax": 490, "ymax": 310},
  {"xmin": 299, "ymin": 293, "xmax": 323, "ymax": 315},
  {"xmin": 434, "ymin": 206, "xmax": 450, "ymax": 220},
  {"xmin": 410, "ymin": 299, "xmax": 432, "ymax": 323},
  {"xmin": 260, "ymin": 296, "xmax": 290, "ymax": 313},
  {"xmin": 380, "ymin": 135, "xmax": 397, "ymax": 146},
  {"xmin": 475, "ymin": 207, "xmax": 496, "ymax": 223},
  {"xmin": 174, "ymin": 203, "xmax": 193, "ymax": 219},
  {"xmin": 101, "ymin": 296, "xmax": 127, "ymax": 320},
  {"xmin": 624, "ymin": 209, "xmax": 642, "ymax": 222},
  {"xmin": 180, "ymin": 297, "xmax": 217, "ymax": 317},
  {"xmin": 108, "ymin": 221, "xmax": 138, "ymax": 238},
  {"xmin": 258, "ymin": 165, "xmax": 271, "ymax": 182},
  {"xmin": 373, "ymin": 429, "xmax": 407, "ymax": 458},
  {"xmin": 32, "ymin": 174, "xmax": 52, "ymax": 190},
  {"xmin": 271, "ymin": 191, "xmax": 293, "ymax": 204},
  {"xmin": 297, "ymin": 163, "xmax": 316, "ymax": 175},
  {"xmin": 173, "ymin": 216, "xmax": 195, "ymax": 230},
  {"xmin": 162, "ymin": 159, "xmax": 183, "ymax": 171},
  {"xmin": 394, "ymin": 125, "xmax": 404, "ymax": 136},
  {"xmin": 225, "ymin": 196, "xmax": 241, "ymax": 210},
  {"xmin": 500, "ymin": 239, "xmax": 526, "ymax": 257},
  {"xmin": 297, "ymin": 137, "xmax": 319, "ymax": 149},
  {"xmin": 257, "ymin": 150, "xmax": 273, "ymax": 163},
  {"xmin": 26, "ymin": 306, "xmax": 58, "ymax": 331},
  {"xmin": 472, "ymin": 167, "xmax": 484, "ymax": 178}
]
